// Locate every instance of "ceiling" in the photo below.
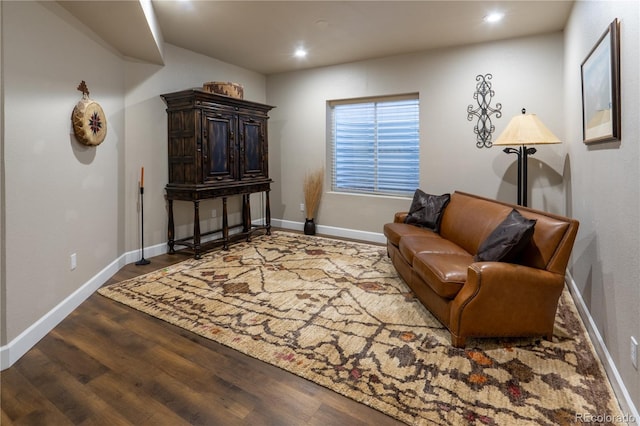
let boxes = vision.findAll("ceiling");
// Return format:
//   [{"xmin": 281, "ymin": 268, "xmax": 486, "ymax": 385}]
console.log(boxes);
[{"xmin": 59, "ymin": 0, "xmax": 575, "ymax": 75}]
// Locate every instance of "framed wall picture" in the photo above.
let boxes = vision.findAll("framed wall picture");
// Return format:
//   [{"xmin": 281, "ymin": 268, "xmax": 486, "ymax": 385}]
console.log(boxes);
[{"xmin": 580, "ymin": 18, "xmax": 621, "ymax": 144}]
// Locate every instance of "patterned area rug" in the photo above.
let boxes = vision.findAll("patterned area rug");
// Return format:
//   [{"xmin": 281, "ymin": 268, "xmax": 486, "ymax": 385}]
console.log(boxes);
[{"xmin": 99, "ymin": 232, "xmax": 621, "ymax": 425}]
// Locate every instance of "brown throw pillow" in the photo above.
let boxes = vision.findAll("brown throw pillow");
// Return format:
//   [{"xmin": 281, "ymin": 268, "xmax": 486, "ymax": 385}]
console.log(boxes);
[
  {"xmin": 404, "ymin": 189, "xmax": 450, "ymax": 232},
  {"xmin": 475, "ymin": 209, "xmax": 536, "ymax": 262}
]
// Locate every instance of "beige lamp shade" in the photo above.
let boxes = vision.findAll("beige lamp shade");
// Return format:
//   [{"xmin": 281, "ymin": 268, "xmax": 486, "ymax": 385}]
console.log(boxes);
[{"xmin": 493, "ymin": 111, "xmax": 561, "ymax": 146}]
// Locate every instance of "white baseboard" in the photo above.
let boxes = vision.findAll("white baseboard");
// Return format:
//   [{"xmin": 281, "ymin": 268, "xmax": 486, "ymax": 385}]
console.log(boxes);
[
  {"xmin": 0, "ymin": 241, "xmax": 168, "ymax": 370},
  {"xmin": 271, "ymin": 219, "xmax": 387, "ymax": 244},
  {"xmin": 0, "ymin": 225, "xmax": 272, "ymax": 370},
  {"xmin": 565, "ymin": 271, "xmax": 639, "ymax": 422}
]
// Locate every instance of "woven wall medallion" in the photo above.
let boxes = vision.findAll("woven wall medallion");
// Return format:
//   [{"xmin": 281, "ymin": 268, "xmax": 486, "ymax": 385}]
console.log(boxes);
[{"xmin": 72, "ymin": 81, "xmax": 107, "ymax": 146}]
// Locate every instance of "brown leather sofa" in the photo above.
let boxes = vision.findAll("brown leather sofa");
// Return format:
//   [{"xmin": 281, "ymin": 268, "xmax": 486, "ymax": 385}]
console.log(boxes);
[{"xmin": 384, "ymin": 191, "xmax": 579, "ymax": 347}]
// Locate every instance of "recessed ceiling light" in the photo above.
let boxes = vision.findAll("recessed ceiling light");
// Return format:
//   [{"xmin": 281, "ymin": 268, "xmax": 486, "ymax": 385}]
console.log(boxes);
[
  {"xmin": 294, "ymin": 48, "xmax": 308, "ymax": 58},
  {"xmin": 484, "ymin": 12, "xmax": 504, "ymax": 23}
]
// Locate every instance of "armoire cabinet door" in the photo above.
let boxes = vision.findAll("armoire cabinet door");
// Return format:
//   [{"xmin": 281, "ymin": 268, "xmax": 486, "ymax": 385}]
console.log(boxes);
[
  {"xmin": 238, "ymin": 116, "xmax": 268, "ymax": 181},
  {"xmin": 166, "ymin": 109, "xmax": 197, "ymax": 185},
  {"xmin": 202, "ymin": 111, "xmax": 238, "ymax": 184}
]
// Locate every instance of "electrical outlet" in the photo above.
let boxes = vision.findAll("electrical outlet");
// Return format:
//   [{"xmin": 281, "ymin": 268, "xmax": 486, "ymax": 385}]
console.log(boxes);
[
  {"xmin": 631, "ymin": 336, "xmax": 638, "ymax": 369},
  {"xmin": 300, "ymin": 203, "xmax": 305, "ymax": 212},
  {"xmin": 211, "ymin": 209, "xmax": 217, "ymax": 218},
  {"xmin": 70, "ymin": 253, "xmax": 77, "ymax": 271}
]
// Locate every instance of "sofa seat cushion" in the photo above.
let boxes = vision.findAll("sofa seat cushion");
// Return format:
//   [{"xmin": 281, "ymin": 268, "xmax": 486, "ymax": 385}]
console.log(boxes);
[
  {"xmin": 398, "ymin": 234, "xmax": 469, "ymax": 265},
  {"xmin": 413, "ymin": 252, "xmax": 472, "ymax": 299},
  {"xmin": 383, "ymin": 223, "xmax": 438, "ymax": 247}
]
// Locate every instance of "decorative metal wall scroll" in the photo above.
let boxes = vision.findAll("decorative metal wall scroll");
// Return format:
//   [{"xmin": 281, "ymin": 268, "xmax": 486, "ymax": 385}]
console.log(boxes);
[{"xmin": 467, "ymin": 74, "xmax": 502, "ymax": 148}]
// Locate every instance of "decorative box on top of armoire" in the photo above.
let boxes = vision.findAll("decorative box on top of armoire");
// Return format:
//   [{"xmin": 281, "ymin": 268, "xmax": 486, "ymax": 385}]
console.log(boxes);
[{"xmin": 161, "ymin": 88, "xmax": 275, "ymax": 258}]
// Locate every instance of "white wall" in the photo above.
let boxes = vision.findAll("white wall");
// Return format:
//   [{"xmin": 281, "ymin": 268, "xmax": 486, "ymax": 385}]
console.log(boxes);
[
  {"xmin": 267, "ymin": 33, "xmax": 566, "ymax": 234},
  {"xmin": 2, "ymin": 1, "xmax": 125, "ymax": 345},
  {"xmin": 564, "ymin": 0, "xmax": 640, "ymax": 412},
  {"xmin": 0, "ymin": 0, "xmax": 6, "ymax": 348}
]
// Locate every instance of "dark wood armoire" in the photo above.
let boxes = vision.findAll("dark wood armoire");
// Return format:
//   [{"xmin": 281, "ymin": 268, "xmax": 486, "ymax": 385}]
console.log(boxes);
[{"xmin": 161, "ymin": 88, "xmax": 274, "ymax": 258}]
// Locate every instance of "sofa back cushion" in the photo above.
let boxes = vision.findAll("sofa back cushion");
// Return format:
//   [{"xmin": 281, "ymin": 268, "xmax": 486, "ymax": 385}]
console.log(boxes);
[
  {"xmin": 440, "ymin": 193, "xmax": 508, "ymax": 254},
  {"xmin": 440, "ymin": 192, "xmax": 578, "ymax": 274},
  {"xmin": 518, "ymin": 211, "xmax": 573, "ymax": 274}
]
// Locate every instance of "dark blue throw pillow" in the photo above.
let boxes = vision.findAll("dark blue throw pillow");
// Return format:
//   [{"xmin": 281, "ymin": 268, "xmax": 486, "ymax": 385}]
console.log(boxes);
[
  {"xmin": 404, "ymin": 189, "xmax": 451, "ymax": 232},
  {"xmin": 475, "ymin": 209, "xmax": 537, "ymax": 262}
]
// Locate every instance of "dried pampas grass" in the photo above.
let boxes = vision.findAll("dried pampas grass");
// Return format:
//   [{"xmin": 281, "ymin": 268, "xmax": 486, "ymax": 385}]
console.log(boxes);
[{"xmin": 303, "ymin": 168, "xmax": 324, "ymax": 219}]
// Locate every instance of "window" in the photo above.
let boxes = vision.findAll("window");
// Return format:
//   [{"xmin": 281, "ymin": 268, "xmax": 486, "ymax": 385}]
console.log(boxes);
[{"xmin": 329, "ymin": 94, "xmax": 419, "ymax": 196}]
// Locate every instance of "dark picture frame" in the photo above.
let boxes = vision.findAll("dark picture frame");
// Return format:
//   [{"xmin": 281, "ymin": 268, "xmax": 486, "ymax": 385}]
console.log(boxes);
[{"xmin": 581, "ymin": 18, "xmax": 621, "ymax": 144}]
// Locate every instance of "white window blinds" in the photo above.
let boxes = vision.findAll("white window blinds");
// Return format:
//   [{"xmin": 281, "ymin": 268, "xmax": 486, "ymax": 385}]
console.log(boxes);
[{"xmin": 330, "ymin": 95, "xmax": 419, "ymax": 196}]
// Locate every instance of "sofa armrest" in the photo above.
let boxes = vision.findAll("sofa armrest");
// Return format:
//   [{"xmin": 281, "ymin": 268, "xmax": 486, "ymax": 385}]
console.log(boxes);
[
  {"xmin": 394, "ymin": 212, "xmax": 409, "ymax": 223},
  {"xmin": 449, "ymin": 262, "xmax": 565, "ymax": 341}
]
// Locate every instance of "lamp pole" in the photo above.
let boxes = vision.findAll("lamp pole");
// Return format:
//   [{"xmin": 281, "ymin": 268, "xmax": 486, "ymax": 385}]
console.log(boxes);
[{"xmin": 502, "ymin": 145, "xmax": 537, "ymax": 207}]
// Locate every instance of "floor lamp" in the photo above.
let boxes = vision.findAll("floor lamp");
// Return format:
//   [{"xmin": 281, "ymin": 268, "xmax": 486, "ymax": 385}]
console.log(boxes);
[{"xmin": 493, "ymin": 109, "xmax": 561, "ymax": 207}]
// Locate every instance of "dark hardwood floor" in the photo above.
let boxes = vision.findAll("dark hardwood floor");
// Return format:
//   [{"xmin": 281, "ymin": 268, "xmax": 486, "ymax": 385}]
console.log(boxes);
[{"xmin": 1, "ymin": 245, "xmax": 403, "ymax": 425}]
